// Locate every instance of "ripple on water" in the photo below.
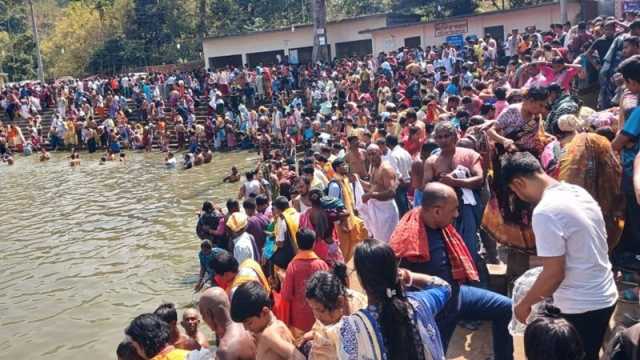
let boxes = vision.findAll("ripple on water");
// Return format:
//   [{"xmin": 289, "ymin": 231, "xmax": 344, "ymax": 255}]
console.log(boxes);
[{"xmin": 0, "ymin": 150, "xmax": 257, "ymax": 359}]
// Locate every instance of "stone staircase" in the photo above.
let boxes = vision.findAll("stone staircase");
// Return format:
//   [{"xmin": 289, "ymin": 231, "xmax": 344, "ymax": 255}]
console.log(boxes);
[{"xmin": 2, "ymin": 95, "xmax": 213, "ymax": 151}]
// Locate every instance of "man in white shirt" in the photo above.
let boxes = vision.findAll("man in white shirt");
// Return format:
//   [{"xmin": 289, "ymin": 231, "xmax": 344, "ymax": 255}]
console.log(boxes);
[
  {"xmin": 504, "ymin": 152, "xmax": 618, "ymax": 360},
  {"xmin": 238, "ymin": 171, "xmax": 263, "ymax": 200},
  {"xmin": 386, "ymin": 135, "xmax": 413, "ymax": 216},
  {"xmin": 505, "ymin": 29, "xmax": 522, "ymax": 57}
]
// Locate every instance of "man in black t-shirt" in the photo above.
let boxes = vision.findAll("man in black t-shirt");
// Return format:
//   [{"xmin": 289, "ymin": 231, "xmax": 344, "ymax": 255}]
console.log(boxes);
[{"xmin": 587, "ymin": 21, "xmax": 617, "ymax": 66}]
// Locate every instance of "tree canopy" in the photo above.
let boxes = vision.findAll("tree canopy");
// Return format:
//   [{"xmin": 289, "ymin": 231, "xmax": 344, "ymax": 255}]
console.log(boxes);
[
  {"xmin": 1, "ymin": 0, "xmax": 37, "ymax": 81},
  {"xmin": 2, "ymin": 0, "xmax": 549, "ymax": 81}
]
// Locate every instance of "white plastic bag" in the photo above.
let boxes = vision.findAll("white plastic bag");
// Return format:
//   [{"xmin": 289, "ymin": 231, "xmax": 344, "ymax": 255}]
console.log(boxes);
[{"xmin": 508, "ymin": 266, "xmax": 554, "ymax": 336}]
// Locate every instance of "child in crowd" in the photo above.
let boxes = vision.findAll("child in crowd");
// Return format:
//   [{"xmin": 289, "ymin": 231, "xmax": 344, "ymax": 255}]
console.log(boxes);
[
  {"xmin": 194, "ymin": 240, "xmax": 222, "ymax": 292},
  {"xmin": 281, "ymin": 229, "xmax": 329, "ymax": 337},
  {"xmin": 524, "ymin": 306, "xmax": 585, "ymax": 360},
  {"xmin": 230, "ymin": 281, "xmax": 296, "ymax": 360}
]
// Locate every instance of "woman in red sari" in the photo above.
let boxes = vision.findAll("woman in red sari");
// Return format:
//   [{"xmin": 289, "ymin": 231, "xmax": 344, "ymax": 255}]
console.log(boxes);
[{"xmin": 299, "ymin": 189, "xmax": 344, "ymax": 267}]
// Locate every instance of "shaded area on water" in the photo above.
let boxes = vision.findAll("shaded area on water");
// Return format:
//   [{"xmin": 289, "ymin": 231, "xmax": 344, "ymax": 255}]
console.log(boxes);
[{"xmin": 0, "ymin": 150, "xmax": 258, "ymax": 359}]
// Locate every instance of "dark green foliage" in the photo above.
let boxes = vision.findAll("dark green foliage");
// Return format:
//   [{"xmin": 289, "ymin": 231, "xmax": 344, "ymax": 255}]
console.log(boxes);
[
  {"xmin": 5, "ymin": 0, "xmax": 488, "ymax": 77},
  {"xmin": 391, "ymin": 0, "xmax": 477, "ymax": 20},
  {"xmin": 0, "ymin": 0, "xmax": 37, "ymax": 81},
  {"xmin": 87, "ymin": 0, "xmax": 199, "ymax": 74}
]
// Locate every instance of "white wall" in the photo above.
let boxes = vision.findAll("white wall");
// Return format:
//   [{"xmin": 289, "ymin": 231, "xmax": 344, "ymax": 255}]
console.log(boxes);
[
  {"xmin": 202, "ymin": 15, "xmax": 387, "ymax": 68},
  {"xmin": 371, "ymin": 3, "xmax": 581, "ymax": 54}
]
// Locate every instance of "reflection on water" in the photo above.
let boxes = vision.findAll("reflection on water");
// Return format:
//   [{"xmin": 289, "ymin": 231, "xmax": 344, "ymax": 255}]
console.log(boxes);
[{"xmin": 0, "ymin": 151, "xmax": 258, "ymax": 359}]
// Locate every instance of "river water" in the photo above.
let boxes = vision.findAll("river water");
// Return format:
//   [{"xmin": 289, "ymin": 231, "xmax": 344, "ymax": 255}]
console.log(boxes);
[{"xmin": 0, "ymin": 151, "xmax": 258, "ymax": 359}]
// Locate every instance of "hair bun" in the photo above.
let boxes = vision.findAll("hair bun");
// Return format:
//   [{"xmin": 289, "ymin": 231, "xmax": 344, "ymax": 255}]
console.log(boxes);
[{"xmin": 541, "ymin": 304, "xmax": 561, "ymax": 317}]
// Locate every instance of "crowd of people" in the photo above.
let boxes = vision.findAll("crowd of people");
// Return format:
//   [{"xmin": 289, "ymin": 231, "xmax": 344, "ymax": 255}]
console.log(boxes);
[
  {"xmin": 0, "ymin": 71, "xmax": 209, "ymax": 163},
  {"xmin": 2, "ymin": 10, "xmax": 640, "ymax": 360}
]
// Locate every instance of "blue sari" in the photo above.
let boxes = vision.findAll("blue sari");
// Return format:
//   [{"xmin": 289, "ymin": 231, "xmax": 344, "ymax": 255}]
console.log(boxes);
[{"xmin": 332, "ymin": 285, "xmax": 450, "ymax": 360}]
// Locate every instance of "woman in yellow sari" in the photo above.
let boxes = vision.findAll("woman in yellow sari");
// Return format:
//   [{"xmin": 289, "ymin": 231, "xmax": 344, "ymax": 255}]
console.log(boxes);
[
  {"xmin": 329, "ymin": 159, "xmax": 368, "ymax": 262},
  {"xmin": 64, "ymin": 119, "xmax": 77, "ymax": 147}
]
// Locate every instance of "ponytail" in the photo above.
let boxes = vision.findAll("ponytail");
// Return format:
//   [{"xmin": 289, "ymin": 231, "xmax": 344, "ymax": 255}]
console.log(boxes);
[
  {"xmin": 332, "ymin": 262, "xmax": 348, "ymax": 288},
  {"xmin": 377, "ymin": 280, "xmax": 426, "ymax": 360},
  {"xmin": 354, "ymin": 239, "xmax": 425, "ymax": 360}
]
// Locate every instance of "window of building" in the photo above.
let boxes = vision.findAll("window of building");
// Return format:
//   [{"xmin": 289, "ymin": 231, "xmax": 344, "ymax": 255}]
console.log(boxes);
[{"xmin": 404, "ymin": 36, "xmax": 421, "ymax": 49}]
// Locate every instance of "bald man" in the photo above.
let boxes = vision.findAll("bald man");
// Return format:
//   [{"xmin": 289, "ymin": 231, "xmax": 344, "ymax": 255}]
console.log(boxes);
[
  {"xmin": 423, "ymin": 121, "xmax": 486, "ymax": 276},
  {"xmin": 187, "ymin": 287, "xmax": 256, "ymax": 360},
  {"xmin": 358, "ymin": 143, "xmax": 399, "ymax": 243},
  {"xmin": 181, "ymin": 308, "xmax": 208, "ymax": 349},
  {"xmin": 396, "ymin": 182, "xmax": 514, "ymax": 360}
]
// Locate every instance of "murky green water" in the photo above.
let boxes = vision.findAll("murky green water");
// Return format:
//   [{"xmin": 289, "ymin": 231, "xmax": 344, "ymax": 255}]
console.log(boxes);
[{"xmin": 0, "ymin": 150, "xmax": 258, "ymax": 359}]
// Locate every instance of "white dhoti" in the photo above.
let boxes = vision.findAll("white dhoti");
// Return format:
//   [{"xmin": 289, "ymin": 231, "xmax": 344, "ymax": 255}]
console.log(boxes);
[{"xmin": 357, "ymin": 198, "xmax": 399, "ymax": 243}]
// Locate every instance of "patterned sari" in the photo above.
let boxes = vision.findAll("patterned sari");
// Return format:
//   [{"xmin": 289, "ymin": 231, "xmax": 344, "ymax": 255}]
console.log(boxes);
[
  {"xmin": 483, "ymin": 104, "xmax": 559, "ymax": 252},
  {"xmin": 559, "ymin": 133, "xmax": 625, "ymax": 250},
  {"xmin": 322, "ymin": 286, "xmax": 449, "ymax": 360}
]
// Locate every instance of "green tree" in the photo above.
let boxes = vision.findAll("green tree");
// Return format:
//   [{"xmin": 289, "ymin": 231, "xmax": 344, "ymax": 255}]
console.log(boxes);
[
  {"xmin": 125, "ymin": 0, "xmax": 196, "ymax": 65},
  {"xmin": 446, "ymin": 0, "xmax": 477, "ymax": 16},
  {"xmin": 41, "ymin": 2, "xmax": 102, "ymax": 78},
  {"xmin": 0, "ymin": 0, "xmax": 36, "ymax": 81},
  {"xmin": 327, "ymin": 0, "xmax": 391, "ymax": 20},
  {"xmin": 390, "ymin": 0, "xmax": 478, "ymax": 20}
]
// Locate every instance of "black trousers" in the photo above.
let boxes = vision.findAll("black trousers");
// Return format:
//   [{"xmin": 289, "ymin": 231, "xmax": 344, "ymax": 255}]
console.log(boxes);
[{"xmin": 562, "ymin": 304, "xmax": 616, "ymax": 360}]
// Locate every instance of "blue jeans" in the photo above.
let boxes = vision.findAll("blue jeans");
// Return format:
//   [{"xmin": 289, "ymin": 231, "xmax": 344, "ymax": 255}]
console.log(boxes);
[
  {"xmin": 455, "ymin": 201, "xmax": 489, "ymax": 287},
  {"xmin": 437, "ymin": 285, "xmax": 514, "ymax": 360},
  {"xmin": 413, "ymin": 189, "xmax": 423, "ymax": 208},
  {"xmin": 49, "ymin": 135, "xmax": 63, "ymax": 150}
]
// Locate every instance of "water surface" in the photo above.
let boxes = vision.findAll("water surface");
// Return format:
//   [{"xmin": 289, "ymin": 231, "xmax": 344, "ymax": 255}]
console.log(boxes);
[{"xmin": 0, "ymin": 150, "xmax": 257, "ymax": 359}]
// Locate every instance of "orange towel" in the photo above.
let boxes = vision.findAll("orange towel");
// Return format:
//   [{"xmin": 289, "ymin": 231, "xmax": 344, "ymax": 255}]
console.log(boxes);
[{"xmin": 389, "ymin": 208, "xmax": 479, "ymax": 283}]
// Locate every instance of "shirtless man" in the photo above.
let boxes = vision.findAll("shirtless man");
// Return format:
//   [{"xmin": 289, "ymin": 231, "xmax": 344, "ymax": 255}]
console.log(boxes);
[
  {"xmin": 192, "ymin": 287, "xmax": 256, "ymax": 360},
  {"xmin": 411, "ymin": 140, "xmax": 439, "ymax": 207},
  {"xmin": 358, "ymin": 143, "xmax": 399, "ymax": 243},
  {"xmin": 194, "ymin": 148, "xmax": 205, "ymax": 166},
  {"xmin": 230, "ymin": 281, "xmax": 298, "ymax": 360},
  {"xmin": 203, "ymin": 147, "xmax": 213, "ymax": 163},
  {"xmin": 423, "ymin": 121, "xmax": 484, "ymax": 266},
  {"xmin": 291, "ymin": 176, "xmax": 312, "ymax": 213},
  {"xmin": 70, "ymin": 153, "xmax": 81, "ymax": 167},
  {"xmin": 181, "ymin": 308, "xmax": 208, "ymax": 349},
  {"xmin": 422, "ymin": 121, "xmax": 483, "ymax": 194},
  {"xmin": 40, "ymin": 149, "xmax": 50, "ymax": 161},
  {"xmin": 154, "ymin": 303, "xmax": 200, "ymax": 351},
  {"xmin": 344, "ymin": 135, "xmax": 368, "ymax": 179},
  {"xmin": 223, "ymin": 166, "xmax": 241, "ymax": 183}
]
